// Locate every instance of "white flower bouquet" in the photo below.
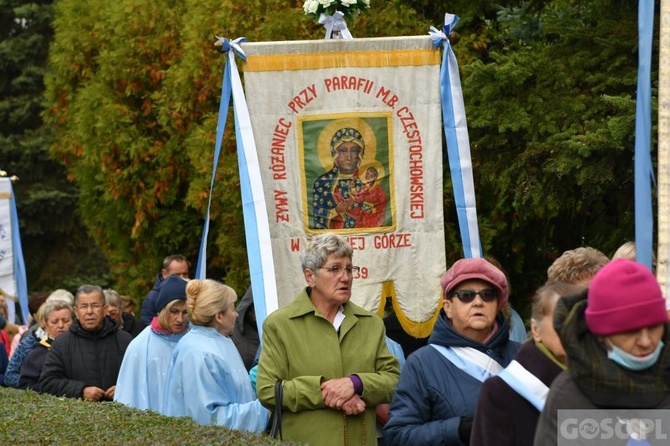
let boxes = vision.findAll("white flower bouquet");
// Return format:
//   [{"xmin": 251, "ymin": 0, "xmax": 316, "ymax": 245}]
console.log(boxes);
[{"xmin": 303, "ymin": 0, "xmax": 370, "ymax": 22}]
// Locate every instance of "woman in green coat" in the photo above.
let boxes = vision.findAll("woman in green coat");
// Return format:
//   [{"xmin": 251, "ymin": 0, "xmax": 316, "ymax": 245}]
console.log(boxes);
[{"xmin": 257, "ymin": 232, "xmax": 400, "ymax": 445}]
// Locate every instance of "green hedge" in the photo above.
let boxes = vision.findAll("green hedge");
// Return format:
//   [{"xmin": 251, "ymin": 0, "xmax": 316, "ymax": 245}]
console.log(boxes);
[{"xmin": 0, "ymin": 387, "xmax": 300, "ymax": 445}]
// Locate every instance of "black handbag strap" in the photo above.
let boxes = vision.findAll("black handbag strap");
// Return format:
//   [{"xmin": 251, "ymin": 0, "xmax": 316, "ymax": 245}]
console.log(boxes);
[{"xmin": 270, "ymin": 380, "xmax": 283, "ymax": 439}]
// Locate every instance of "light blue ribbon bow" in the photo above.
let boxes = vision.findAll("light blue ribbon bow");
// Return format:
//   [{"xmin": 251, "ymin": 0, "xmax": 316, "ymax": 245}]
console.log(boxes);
[
  {"xmin": 428, "ymin": 26, "xmax": 447, "ymax": 48},
  {"xmin": 215, "ymin": 36, "xmax": 247, "ymax": 61},
  {"xmin": 429, "ymin": 13, "xmax": 460, "ymax": 48}
]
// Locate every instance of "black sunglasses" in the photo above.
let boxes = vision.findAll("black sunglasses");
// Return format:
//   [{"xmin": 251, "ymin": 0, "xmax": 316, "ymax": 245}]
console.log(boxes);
[{"xmin": 449, "ymin": 289, "xmax": 498, "ymax": 303}]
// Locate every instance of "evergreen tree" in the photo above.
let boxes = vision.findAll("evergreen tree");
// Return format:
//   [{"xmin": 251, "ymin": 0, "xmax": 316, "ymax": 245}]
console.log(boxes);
[
  {"xmin": 459, "ymin": 0, "xmax": 651, "ymax": 307},
  {"xmin": 39, "ymin": 0, "xmax": 658, "ymax": 317},
  {"xmin": 42, "ymin": 0, "xmax": 433, "ymax": 297},
  {"xmin": 0, "ymin": 0, "xmax": 109, "ymax": 294}
]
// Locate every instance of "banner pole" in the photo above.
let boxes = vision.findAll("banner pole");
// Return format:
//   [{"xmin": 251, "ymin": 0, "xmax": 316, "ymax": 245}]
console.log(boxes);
[{"xmin": 658, "ymin": 0, "xmax": 670, "ymax": 308}]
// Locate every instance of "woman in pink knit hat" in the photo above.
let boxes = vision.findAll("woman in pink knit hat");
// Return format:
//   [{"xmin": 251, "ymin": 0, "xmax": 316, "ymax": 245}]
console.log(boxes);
[
  {"xmin": 384, "ymin": 258, "xmax": 521, "ymax": 446},
  {"xmin": 534, "ymin": 258, "xmax": 670, "ymax": 445}
]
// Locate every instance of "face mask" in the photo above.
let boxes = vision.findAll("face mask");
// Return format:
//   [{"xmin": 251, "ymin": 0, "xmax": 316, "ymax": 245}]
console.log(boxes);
[{"xmin": 606, "ymin": 340, "xmax": 665, "ymax": 371}]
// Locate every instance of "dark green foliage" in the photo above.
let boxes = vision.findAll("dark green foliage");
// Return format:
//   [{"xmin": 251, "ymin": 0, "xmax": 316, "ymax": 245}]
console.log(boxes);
[
  {"xmin": 0, "ymin": 0, "xmax": 53, "ymax": 134},
  {"xmin": 43, "ymin": 0, "xmax": 206, "ymax": 298},
  {"xmin": 0, "ymin": 387, "xmax": 298, "ymax": 445},
  {"xmin": 1, "ymin": 0, "xmax": 656, "ymax": 322},
  {"xmin": 457, "ymin": 0, "xmax": 651, "ymax": 308},
  {"xmin": 0, "ymin": 0, "xmax": 109, "ymax": 294},
  {"xmin": 40, "ymin": 0, "xmax": 437, "ymax": 299}
]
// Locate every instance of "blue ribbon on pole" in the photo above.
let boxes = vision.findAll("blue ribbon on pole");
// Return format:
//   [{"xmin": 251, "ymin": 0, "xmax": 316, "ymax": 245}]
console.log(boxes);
[
  {"xmin": 195, "ymin": 37, "xmax": 277, "ymax": 338},
  {"xmin": 9, "ymin": 182, "xmax": 29, "ymax": 324},
  {"xmin": 634, "ymin": 0, "xmax": 654, "ymax": 271},
  {"xmin": 432, "ymin": 14, "xmax": 483, "ymax": 258},
  {"xmin": 194, "ymin": 37, "xmax": 246, "ymax": 279}
]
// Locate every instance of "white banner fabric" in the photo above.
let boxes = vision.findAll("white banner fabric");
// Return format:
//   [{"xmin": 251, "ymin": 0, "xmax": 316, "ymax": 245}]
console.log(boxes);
[
  {"xmin": 242, "ymin": 36, "xmax": 446, "ymax": 335},
  {"xmin": 0, "ymin": 179, "xmax": 18, "ymax": 322}
]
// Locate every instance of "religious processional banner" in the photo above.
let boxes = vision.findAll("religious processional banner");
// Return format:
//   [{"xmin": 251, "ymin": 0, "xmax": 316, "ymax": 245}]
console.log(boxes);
[
  {"xmin": 0, "ymin": 178, "xmax": 29, "ymax": 324},
  {"xmin": 241, "ymin": 36, "xmax": 446, "ymax": 335}
]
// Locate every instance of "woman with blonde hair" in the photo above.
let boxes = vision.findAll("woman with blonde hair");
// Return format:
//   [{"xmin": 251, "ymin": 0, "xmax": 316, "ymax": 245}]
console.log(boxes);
[
  {"xmin": 18, "ymin": 299, "xmax": 74, "ymax": 391},
  {"xmin": 162, "ymin": 279, "xmax": 268, "ymax": 432}
]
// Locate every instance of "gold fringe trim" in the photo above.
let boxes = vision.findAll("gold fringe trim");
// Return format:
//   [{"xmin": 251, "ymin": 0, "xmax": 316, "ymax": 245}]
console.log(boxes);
[
  {"xmin": 376, "ymin": 280, "xmax": 441, "ymax": 338},
  {"xmin": 244, "ymin": 49, "xmax": 440, "ymax": 72}
]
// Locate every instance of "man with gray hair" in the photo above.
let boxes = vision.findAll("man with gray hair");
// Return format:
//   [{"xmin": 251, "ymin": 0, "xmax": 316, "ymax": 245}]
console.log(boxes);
[{"xmin": 39, "ymin": 284, "xmax": 132, "ymax": 401}]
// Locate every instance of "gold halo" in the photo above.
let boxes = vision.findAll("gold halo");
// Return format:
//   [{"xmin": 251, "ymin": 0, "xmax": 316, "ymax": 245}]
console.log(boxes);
[
  {"xmin": 358, "ymin": 159, "xmax": 385, "ymax": 183},
  {"xmin": 317, "ymin": 117, "xmax": 377, "ymax": 172}
]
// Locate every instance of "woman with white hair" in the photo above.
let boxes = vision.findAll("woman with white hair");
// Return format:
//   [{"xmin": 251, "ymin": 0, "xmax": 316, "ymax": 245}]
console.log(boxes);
[{"xmin": 257, "ymin": 232, "xmax": 400, "ymax": 445}]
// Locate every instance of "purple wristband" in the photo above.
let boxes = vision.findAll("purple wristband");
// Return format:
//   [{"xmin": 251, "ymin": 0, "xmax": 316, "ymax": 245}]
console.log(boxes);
[{"xmin": 349, "ymin": 374, "xmax": 363, "ymax": 395}]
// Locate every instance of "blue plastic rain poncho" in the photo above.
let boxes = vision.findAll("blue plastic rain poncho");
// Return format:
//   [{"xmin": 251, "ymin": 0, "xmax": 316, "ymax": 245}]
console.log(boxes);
[
  {"xmin": 162, "ymin": 325, "xmax": 268, "ymax": 432},
  {"xmin": 114, "ymin": 324, "xmax": 186, "ymax": 411}
]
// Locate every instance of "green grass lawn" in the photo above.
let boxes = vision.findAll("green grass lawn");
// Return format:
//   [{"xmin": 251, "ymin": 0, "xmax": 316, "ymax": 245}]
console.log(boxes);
[{"xmin": 0, "ymin": 387, "xmax": 298, "ymax": 445}]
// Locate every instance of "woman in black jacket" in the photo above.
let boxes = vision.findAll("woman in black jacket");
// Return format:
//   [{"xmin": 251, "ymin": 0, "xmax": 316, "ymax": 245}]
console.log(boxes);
[
  {"xmin": 471, "ymin": 281, "xmax": 584, "ymax": 446},
  {"xmin": 19, "ymin": 299, "xmax": 74, "ymax": 391}
]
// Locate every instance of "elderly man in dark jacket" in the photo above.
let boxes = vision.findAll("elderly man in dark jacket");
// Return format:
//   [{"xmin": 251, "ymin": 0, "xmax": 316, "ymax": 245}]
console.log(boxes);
[{"xmin": 39, "ymin": 285, "xmax": 132, "ymax": 401}]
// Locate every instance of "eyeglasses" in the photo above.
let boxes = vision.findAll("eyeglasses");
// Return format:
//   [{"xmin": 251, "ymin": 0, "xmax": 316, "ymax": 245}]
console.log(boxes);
[
  {"xmin": 76, "ymin": 303, "xmax": 104, "ymax": 311},
  {"xmin": 320, "ymin": 265, "xmax": 361, "ymax": 278},
  {"xmin": 449, "ymin": 289, "xmax": 498, "ymax": 303}
]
